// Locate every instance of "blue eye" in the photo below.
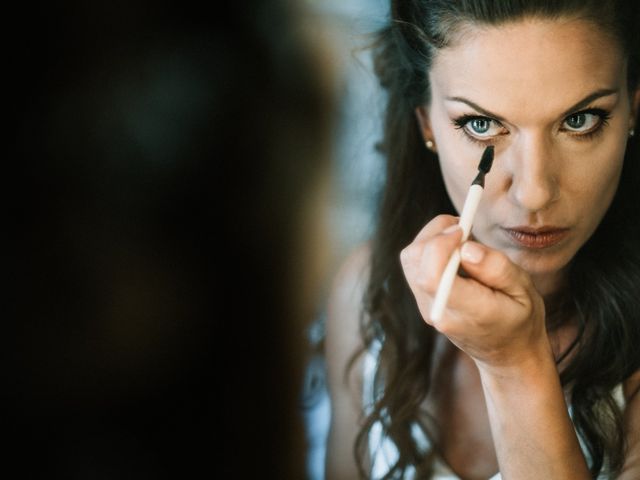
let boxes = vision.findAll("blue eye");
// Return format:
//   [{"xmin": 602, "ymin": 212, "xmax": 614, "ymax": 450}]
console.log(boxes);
[
  {"xmin": 565, "ymin": 113, "xmax": 588, "ymax": 129},
  {"xmin": 562, "ymin": 110, "xmax": 609, "ymax": 134},
  {"xmin": 469, "ymin": 118, "xmax": 491, "ymax": 134},
  {"xmin": 453, "ymin": 115, "xmax": 508, "ymax": 142}
]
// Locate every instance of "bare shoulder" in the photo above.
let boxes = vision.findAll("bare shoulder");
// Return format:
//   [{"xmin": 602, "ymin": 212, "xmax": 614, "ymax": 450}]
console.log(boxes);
[
  {"xmin": 324, "ymin": 243, "xmax": 371, "ymax": 479},
  {"xmin": 326, "ymin": 243, "xmax": 371, "ymax": 337},
  {"xmin": 325, "ymin": 242, "xmax": 371, "ymax": 400}
]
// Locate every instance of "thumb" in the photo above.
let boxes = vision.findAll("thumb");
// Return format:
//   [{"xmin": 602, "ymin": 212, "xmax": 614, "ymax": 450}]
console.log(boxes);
[{"xmin": 459, "ymin": 241, "xmax": 534, "ymax": 303}]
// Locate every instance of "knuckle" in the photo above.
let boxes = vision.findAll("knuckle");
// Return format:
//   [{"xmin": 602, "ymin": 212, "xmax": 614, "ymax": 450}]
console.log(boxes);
[
  {"xmin": 434, "ymin": 213, "xmax": 458, "ymax": 225},
  {"xmin": 400, "ymin": 243, "xmax": 421, "ymax": 269},
  {"xmin": 399, "ymin": 247, "xmax": 410, "ymax": 266},
  {"xmin": 400, "ymin": 242, "xmax": 417, "ymax": 261},
  {"xmin": 414, "ymin": 215, "xmax": 460, "ymax": 242}
]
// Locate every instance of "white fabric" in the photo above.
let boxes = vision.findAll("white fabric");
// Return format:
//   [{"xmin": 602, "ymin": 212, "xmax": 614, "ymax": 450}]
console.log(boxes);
[{"xmin": 363, "ymin": 341, "xmax": 626, "ymax": 480}]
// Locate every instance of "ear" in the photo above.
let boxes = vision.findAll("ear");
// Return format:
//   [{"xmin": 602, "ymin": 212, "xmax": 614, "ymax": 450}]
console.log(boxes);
[
  {"xmin": 415, "ymin": 105, "xmax": 437, "ymax": 152},
  {"xmin": 415, "ymin": 105, "xmax": 433, "ymax": 139}
]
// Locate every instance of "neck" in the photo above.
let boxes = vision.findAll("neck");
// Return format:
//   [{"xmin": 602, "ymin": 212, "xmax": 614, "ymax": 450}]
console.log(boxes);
[
  {"xmin": 531, "ymin": 268, "xmax": 574, "ymax": 329},
  {"xmin": 531, "ymin": 267, "xmax": 569, "ymax": 301}
]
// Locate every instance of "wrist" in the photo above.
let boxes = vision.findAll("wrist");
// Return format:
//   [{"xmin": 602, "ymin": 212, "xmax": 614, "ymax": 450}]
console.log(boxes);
[{"xmin": 474, "ymin": 337, "xmax": 557, "ymax": 384}]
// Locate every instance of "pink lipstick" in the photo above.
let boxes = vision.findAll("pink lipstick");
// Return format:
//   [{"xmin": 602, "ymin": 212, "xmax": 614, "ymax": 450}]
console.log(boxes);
[{"xmin": 502, "ymin": 226, "xmax": 569, "ymax": 249}]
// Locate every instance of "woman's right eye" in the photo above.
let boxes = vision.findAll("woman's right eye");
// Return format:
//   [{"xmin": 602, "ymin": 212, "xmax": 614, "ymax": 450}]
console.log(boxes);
[{"xmin": 453, "ymin": 115, "xmax": 508, "ymax": 142}]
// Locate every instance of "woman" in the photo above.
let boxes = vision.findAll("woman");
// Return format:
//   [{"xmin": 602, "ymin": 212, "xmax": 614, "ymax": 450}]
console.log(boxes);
[{"xmin": 325, "ymin": 1, "xmax": 640, "ymax": 479}]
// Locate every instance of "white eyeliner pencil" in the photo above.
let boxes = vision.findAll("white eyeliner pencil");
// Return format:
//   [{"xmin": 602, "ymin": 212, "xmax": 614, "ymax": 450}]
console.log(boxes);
[{"xmin": 430, "ymin": 145, "xmax": 495, "ymax": 322}]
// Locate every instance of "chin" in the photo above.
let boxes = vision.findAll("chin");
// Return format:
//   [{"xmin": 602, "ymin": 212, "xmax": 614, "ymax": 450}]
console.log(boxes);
[{"xmin": 503, "ymin": 246, "xmax": 575, "ymax": 279}]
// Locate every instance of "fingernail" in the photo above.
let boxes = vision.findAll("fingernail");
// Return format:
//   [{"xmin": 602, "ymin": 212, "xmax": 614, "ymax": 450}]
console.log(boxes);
[
  {"xmin": 461, "ymin": 242, "xmax": 484, "ymax": 263},
  {"xmin": 442, "ymin": 225, "xmax": 461, "ymax": 235}
]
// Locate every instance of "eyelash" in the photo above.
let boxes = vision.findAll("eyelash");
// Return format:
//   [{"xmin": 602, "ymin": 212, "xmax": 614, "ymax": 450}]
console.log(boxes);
[
  {"xmin": 451, "ymin": 108, "xmax": 612, "ymax": 145},
  {"xmin": 452, "ymin": 115, "xmax": 503, "ymax": 145},
  {"xmin": 562, "ymin": 108, "xmax": 611, "ymax": 141}
]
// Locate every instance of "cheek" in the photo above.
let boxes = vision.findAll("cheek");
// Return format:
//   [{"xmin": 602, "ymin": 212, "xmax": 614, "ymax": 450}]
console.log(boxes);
[
  {"xmin": 433, "ymin": 129, "xmax": 483, "ymax": 214},
  {"xmin": 429, "ymin": 102, "xmax": 481, "ymax": 213},
  {"xmin": 572, "ymin": 136, "xmax": 626, "ymax": 216},
  {"xmin": 438, "ymin": 155, "xmax": 475, "ymax": 214}
]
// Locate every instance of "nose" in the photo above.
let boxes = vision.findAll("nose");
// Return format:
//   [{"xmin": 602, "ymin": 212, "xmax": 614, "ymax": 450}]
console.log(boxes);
[{"xmin": 505, "ymin": 133, "xmax": 559, "ymax": 212}]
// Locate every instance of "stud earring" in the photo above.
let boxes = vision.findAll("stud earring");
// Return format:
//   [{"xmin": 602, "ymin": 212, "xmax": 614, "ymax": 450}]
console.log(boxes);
[
  {"xmin": 425, "ymin": 139, "xmax": 435, "ymax": 150},
  {"xmin": 631, "ymin": 128, "xmax": 636, "ymax": 138}
]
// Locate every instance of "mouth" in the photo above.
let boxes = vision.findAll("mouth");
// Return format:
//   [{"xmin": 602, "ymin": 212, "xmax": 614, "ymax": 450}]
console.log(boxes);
[{"xmin": 501, "ymin": 226, "xmax": 570, "ymax": 249}]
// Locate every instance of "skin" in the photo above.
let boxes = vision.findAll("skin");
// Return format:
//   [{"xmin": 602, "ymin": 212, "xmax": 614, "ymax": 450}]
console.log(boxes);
[{"xmin": 326, "ymin": 16, "xmax": 640, "ymax": 480}]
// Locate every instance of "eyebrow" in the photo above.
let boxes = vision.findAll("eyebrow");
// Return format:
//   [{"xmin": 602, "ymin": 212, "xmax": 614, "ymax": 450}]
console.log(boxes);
[
  {"xmin": 445, "ymin": 88, "xmax": 619, "ymax": 121},
  {"xmin": 560, "ymin": 88, "xmax": 619, "ymax": 117},
  {"xmin": 445, "ymin": 97, "xmax": 506, "ymax": 122}
]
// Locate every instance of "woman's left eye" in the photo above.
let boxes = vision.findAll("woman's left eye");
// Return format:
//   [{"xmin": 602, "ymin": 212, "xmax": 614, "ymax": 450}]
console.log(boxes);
[
  {"xmin": 563, "ymin": 113, "xmax": 598, "ymax": 131},
  {"xmin": 561, "ymin": 109, "xmax": 611, "ymax": 135}
]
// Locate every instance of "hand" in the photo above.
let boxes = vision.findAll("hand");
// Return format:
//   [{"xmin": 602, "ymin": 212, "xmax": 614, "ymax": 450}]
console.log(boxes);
[{"xmin": 399, "ymin": 215, "xmax": 550, "ymax": 368}]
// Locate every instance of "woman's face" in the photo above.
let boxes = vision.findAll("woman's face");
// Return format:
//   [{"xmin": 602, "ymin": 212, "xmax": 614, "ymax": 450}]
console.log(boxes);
[{"xmin": 417, "ymin": 18, "xmax": 640, "ymax": 294}]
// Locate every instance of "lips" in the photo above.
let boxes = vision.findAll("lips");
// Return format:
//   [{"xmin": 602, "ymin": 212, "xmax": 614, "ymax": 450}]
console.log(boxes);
[{"xmin": 501, "ymin": 226, "xmax": 570, "ymax": 249}]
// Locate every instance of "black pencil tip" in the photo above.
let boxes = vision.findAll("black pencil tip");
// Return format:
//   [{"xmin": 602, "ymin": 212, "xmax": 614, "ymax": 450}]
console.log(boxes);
[{"xmin": 478, "ymin": 145, "xmax": 494, "ymax": 174}]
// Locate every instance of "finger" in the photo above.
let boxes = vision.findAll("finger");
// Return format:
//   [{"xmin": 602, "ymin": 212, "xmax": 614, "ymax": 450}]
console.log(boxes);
[
  {"xmin": 413, "ymin": 226, "xmax": 463, "ymax": 296},
  {"xmin": 459, "ymin": 241, "xmax": 533, "ymax": 304},
  {"xmin": 400, "ymin": 215, "xmax": 460, "ymax": 285},
  {"xmin": 411, "ymin": 214, "xmax": 460, "ymax": 244},
  {"xmin": 399, "ymin": 227, "xmax": 463, "ymax": 324}
]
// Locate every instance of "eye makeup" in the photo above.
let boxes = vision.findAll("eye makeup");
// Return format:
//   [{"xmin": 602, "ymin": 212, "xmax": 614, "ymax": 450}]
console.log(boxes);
[
  {"xmin": 560, "ymin": 107, "xmax": 611, "ymax": 140},
  {"xmin": 451, "ymin": 106, "xmax": 612, "ymax": 145},
  {"xmin": 452, "ymin": 115, "xmax": 508, "ymax": 144}
]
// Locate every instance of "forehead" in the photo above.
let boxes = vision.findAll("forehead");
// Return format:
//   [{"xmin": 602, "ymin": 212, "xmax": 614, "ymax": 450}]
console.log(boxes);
[{"xmin": 429, "ymin": 18, "xmax": 627, "ymax": 117}]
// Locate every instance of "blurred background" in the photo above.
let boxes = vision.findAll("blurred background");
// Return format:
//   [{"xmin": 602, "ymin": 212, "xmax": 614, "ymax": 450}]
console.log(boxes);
[
  {"xmin": 8, "ymin": 0, "xmax": 387, "ymax": 478},
  {"xmin": 301, "ymin": 1, "xmax": 387, "ymax": 479}
]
